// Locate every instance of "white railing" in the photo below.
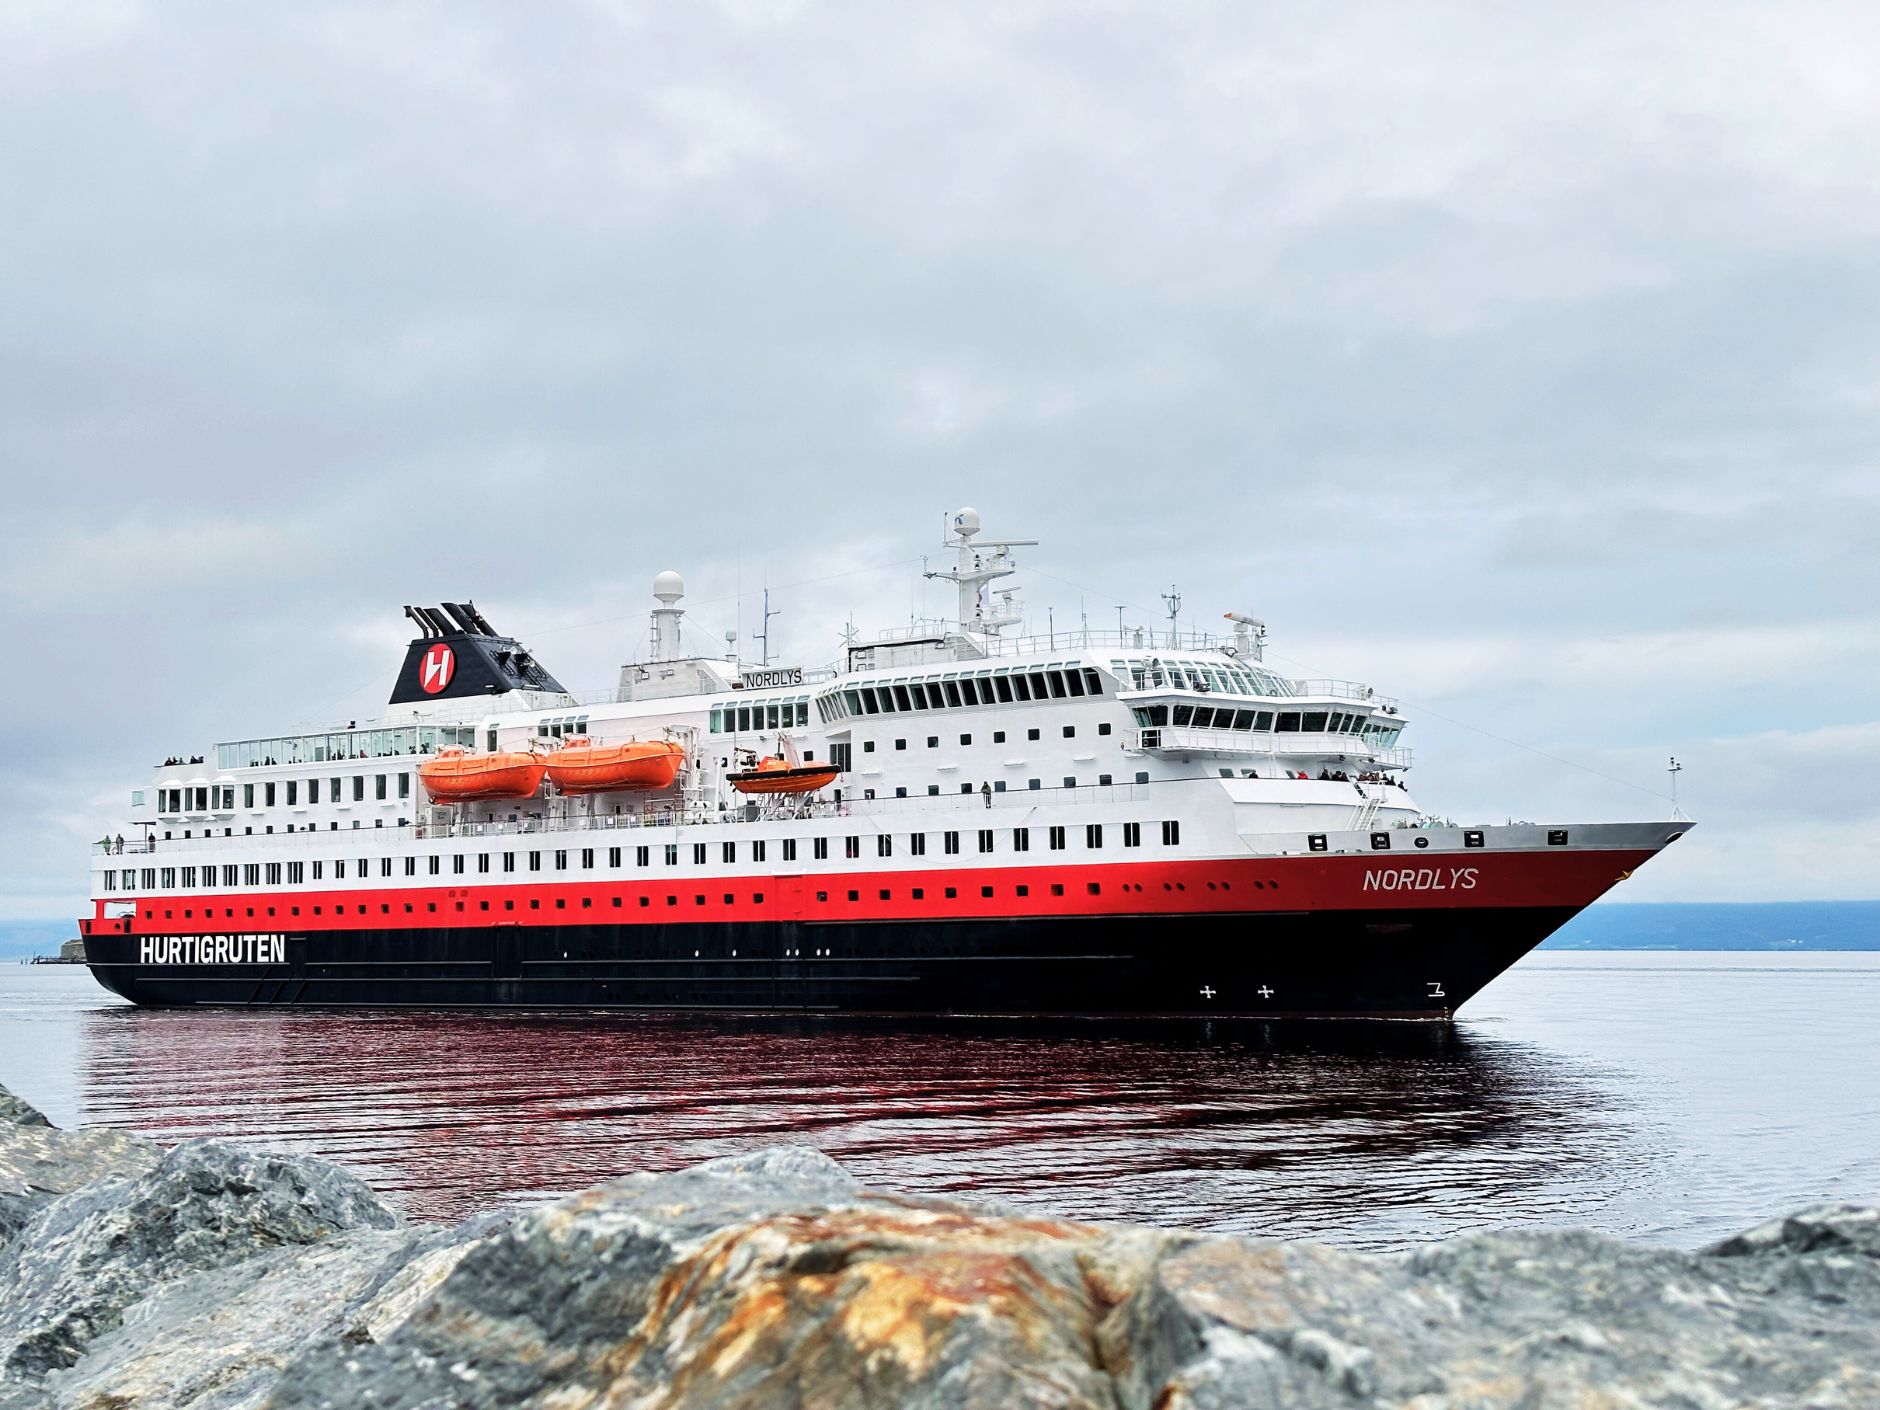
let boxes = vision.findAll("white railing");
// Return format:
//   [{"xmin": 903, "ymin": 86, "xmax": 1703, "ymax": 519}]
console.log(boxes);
[{"xmin": 1126, "ymin": 727, "xmax": 1412, "ymax": 768}]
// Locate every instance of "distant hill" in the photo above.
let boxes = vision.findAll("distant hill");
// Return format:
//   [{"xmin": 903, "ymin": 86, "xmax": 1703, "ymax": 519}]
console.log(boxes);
[
  {"xmin": 4, "ymin": 902, "xmax": 1876, "ymax": 963},
  {"xmin": 1542, "ymin": 900, "xmax": 1879, "ymax": 950}
]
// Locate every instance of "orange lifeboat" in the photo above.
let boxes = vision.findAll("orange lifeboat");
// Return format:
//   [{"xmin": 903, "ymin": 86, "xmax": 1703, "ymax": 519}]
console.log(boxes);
[
  {"xmin": 418, "ymin": 747, "xmax": 548, "ymax": 803},
  {"xmin": 544, "ymin": 737, "xmax": 684, "ymax": 795},
  {"xmin": 727, "ymin": 757, "xmax": 841, "ymax": 795}
]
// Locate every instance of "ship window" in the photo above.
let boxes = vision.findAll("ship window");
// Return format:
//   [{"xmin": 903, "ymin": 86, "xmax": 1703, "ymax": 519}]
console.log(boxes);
[
  {"xmin": 848, "ymin": 889, "xmax": 860, "ymax": 901},
  {"xmin": 403, "ymin": 856, "xmax": 415, "ymax": 876},
  {"xmin": 399, "ymin": 773, "xmax": 410, "ymax": 798},
  {"xmin": 736, "ymin": 707, "xmax": 751, "ymax": 731},
  {"xmin": 845, "ymin": 836, "xmax": 860, "ymax": 858},
  {"xmin": 909, "ymin": 833, "xmax": 927, "ymax": 856},
  {"xmin": 782, "ymin": 838, "xmax": 796, "ymax": 861},
  {"xmin": 1099, "ymin": 773, "xmax": 1112, "ymax": 786},
  {"xmin": 606, "ymin": 847, "xmax": 619, "ymax": 867},
  {"xmin": 1064, "ymin": 670, "xmax": 1085, "ymax": 697},
  {"xmin": 1302, "ymin": 712, "xmax": 1328, "ymax": 732},
  {"xmin": 944, "ymin": 831, "xmax": 960, "ymax": 855},
  {"xmin": 710, "ymin": 708, "xmax": 724, "ymax": 732},
  {"xmin": 429, "ymin": 855, "xmax": 442, "ymax": 875},
  {"xmin": 1062, "ymin": 725, "xmax": 1076, "ymax": 738},
  {"xmin": 980, "ymin": 885, "xmax": 994, "ymax": 898},
  {"xmin": 863, "ymin": 689, "xmax": 882, "ymax": 714},
  {"xmin": 333, "ymin": 861, "xmax": 346, "ymax": 879},
  {"xmin": 1084, "ymin": 669, "xmax": 1102, "ymax": 694},
  {"xmin": 877, "ymin": 835, "xmax": 892, "ymax": 856},
  {"xmin": 766, "ymin": 703, "xmax": 780, "ymax": 729},
  {"xmin": 481, "ymin": 853, "xmax": 493, "ymax": 873},
  {"xmin": 723, "ymin": 842, "xmax": 736, "ymax": 863},
  {"xmin": 944, "ymin": 681, "xmax": 963, "ymax": 707},
  {"xmin": 1086, "ymin": 882, "xmax": 1101, "ymax": 895},
  {"xmin": 1047, "ymin": 670, "xmax": 1068, "ymax": 698},
  {"xmin": 1275, "ymin": 712, "xmax": 1300, "ymax": 732},
  {"xmin": 894, "ymin": 738, "xmax": 906, "ymax": 750},
  {"xmin": 813, "ymin": 838, "xmax": 828, "ymax": 860},
  {"xmin": 1062, "ymin": 776, "xmax": 1076, "ymax": 789},
  {"xmin": 1049, "ymin": 826, "xmax": 1065, "ymax": 849},
  {"xmin": 1255, "ymin": 711, "xmax": 1273, "ymax": 730},
  {"xmin": 994, "ymin": 780, "xmax": 1006, "ymax": 792},
  {"xmin": 636, "ymin": 845, "xmax": 650, "ymax": 866},
  {"xmin": 1027, "ymin": 727, "xmax": 1040, "ymax": 741},
  {"xmin": 993, "ymin": 675, "xmax": 1014, "ymax": 703},
  {"xmin": 1028, "ymin": 779, "xmax": 1040, "ymax": 790},
  {"xmin": 353, "ymin": 776, "xmax": 366, "ymax": 801},
  {"xmin": 1086, "ymin": 824, "xmax": 1103, "ymax": 848},
  {"xmin": 264, "ymin": 782, "xmax": 276, "ymax": 807},
  {"xmin": 863, "ymin": 740, "xmax": 876, "ymax": 753},
  {"xmin": 752, "ymin": 840, "xmax": 766, "ymax": 862},
  {"xmin": 308, "ymin": 779, "xmax": 320, "ymax": 805},
  {"xmin": 1013, "ymin": 827, "xmax": 1029, "ymax": 852},
  {"xmin": 692, "ymin": 843, "xmax": 706, "ymax": 864},
  {"xmin": 1162, "ymin": 820, "xmax": 1181, "ymax": 844},
  {"xmin": 1010, "ymin": 673, "xmax": 1031, "ymax": 702},
  {"xmin": 529, "ymin": 851, "xmax": 542, "ymax": 871},
  {"xmin": 1194, "ymin": 708, "xmax": 1216, "ymax": 729},
  {"xmin": 285, "ymin": 780, "xmax": 297, "ymax": 806},
  {"xmin": 503, "ymin": 852, "xmax": 516, "ymax": 872},
  {"xmin": 1124, "ymin": 823, "xmax": 1141, "ymax": 847},
  {"xmin": 978, "ymin": 829, "xmax": 994, "ymax": 853},
  {"xmin": 580, "ymin": 849, "xmax": 593, "ymax": 869}
]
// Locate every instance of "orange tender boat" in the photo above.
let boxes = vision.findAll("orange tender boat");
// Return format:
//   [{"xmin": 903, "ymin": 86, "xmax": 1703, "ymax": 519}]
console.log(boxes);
[
  {"xmin": 417, "ymin": 746, "xmax": 548, "ymax": 803},
  {"xmin": 727, "ymin": 757, "xmax": 841, "ymax": 795},
  {"xmin": 544, "ymin": 737, "xmax": 684, "ymax": 794}
]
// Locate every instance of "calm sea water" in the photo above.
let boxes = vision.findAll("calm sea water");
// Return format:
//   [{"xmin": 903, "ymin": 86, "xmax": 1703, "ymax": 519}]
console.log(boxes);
[{"xmin": 3, "ymin": 953, "xmax": 1876, "ymax": 1252}]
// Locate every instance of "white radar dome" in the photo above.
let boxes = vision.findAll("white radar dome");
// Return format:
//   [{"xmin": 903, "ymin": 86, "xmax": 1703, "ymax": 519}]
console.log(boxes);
[
  {"xmin": 952, "ymin": 507, "xmax": 981, "ymax": 538},
  {"xmin": 652, "ymin": 570, "xmax": 685, "ymax": 604}
]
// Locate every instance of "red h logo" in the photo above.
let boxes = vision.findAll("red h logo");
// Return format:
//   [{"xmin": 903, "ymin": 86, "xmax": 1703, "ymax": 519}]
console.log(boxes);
[{"xmin": 420, "ymin": 643, "xmax": 456, "ymax": 694}]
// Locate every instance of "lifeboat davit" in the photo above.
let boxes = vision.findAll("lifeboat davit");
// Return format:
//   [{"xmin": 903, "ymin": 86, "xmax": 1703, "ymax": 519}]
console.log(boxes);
[
  {"xmin": 417, "ymin": 747, "xmax": 548, "ymax": 803},
  {"xmin": 544, "ymin": 737, "xmax": 684, "ymax": 795},
  {"xmin": 727, "ymin": 757, "xmax": 841, "ymax": 795}
]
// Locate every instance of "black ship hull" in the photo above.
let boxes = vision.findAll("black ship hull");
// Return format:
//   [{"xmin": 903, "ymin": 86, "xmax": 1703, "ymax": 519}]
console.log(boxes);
[{"xmin": 83, "ymin": 905, "xmax": 1580, "ymax": 1018}]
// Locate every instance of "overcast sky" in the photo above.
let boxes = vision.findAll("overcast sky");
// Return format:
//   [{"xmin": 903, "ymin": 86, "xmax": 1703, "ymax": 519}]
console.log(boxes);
[{"xmin": 4, "ymin": 0, "xmax": 1876, "ymax": 919}]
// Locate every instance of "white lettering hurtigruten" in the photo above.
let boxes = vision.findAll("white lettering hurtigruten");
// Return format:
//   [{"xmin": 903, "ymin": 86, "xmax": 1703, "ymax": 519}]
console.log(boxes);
[
  {"xmin": 1362, "ymin": 867, "xmax": 1479, "ymax": 892},
  {"xmin": 138, "ymin": 934, "xmax": 286, "ymax": 965}
]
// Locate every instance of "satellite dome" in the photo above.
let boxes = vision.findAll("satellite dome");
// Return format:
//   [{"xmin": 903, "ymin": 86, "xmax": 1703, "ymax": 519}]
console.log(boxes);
[
  {"xmin": 652, "ymin": 570, "xmax": 685, "ymax": 604},
  {"xmin": 952, "ymin": 507, "xmax": 981, "ymax": 538}
]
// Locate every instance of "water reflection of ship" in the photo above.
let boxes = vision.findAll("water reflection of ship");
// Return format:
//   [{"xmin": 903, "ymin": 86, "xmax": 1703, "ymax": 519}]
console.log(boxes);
[{"xmin": 79, "ymin": 1007, "xmax": 1646, "ymax": 1248}]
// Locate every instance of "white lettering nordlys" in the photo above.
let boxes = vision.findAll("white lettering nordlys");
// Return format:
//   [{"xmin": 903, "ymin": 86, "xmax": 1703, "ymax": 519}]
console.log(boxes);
[
  {"xmin": 1361, "ymin": 867, "xmax": 1479, "ymax": 893},
  {"xmin": 138, "ymin": 934, "xmax": 286, "ymax": 965}
]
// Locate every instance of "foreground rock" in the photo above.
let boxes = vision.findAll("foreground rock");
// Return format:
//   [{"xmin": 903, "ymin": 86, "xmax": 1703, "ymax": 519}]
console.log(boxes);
[{"xmin": 2, "ymin": 1085, "xmax": 1875, "ymax": 1409}]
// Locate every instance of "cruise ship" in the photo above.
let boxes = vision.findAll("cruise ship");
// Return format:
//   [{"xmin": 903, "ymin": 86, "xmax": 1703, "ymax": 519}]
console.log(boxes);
[{"xmin": 80, "ymin": 509, "xmax": 1687, "ymax": 1016}]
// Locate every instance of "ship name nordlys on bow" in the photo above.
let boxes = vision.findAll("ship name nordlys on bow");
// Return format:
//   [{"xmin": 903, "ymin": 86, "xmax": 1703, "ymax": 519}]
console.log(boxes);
[{"xmin": 81, "ymin": 509, "xmax": 1688, "ymax": 1016}]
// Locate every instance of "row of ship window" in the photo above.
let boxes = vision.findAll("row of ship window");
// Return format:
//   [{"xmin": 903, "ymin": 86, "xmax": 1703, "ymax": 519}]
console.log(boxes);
[
  {"xmin": 103, "ymin": 822, "xmax": 1183, "ymax": 893},
  {"xmin": 819, "ymin": 666, "xmax": 1107, "ymax": 725},
  {"xmin": 1130, "ymin": 705, "xmax": 1384, "ymax": 735},
  {"xmin": 861, "ymin": 722, "xmax": 1111, "ymax": 751},
  {"xmin": 135, "ymin": 868, "xmax": 1262, "ymax": 925},
  {"xmin": 156, "ymin": 774, "xmax": 411, "ymax": 815}
]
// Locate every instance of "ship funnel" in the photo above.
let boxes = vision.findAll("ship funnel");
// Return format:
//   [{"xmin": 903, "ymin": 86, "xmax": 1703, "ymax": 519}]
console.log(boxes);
[{"xmin": 651, "ymin": 571, "xmax": 686, "ymax": 660}]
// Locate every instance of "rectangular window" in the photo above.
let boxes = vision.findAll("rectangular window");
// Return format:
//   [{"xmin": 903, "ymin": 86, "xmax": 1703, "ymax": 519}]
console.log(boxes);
[
  {"xmin": 160, "ymin": 866, "xmax": 177, "ymax": 888},
  {"xmin": 454, "ymin": 854, "xmax": 467, "ymax": 874},
  {"xmin": 909, "ymin": 833, "xmax": 926, "ymax": 856},
  {"xmin": 353, "ymin": 776, "xmax": 365, "ymax": 801},
  {"xmin": 503, "ymin": 852, "xmax": 516, "ymax": 873},
  {"xmin": 224, "ymin": 864, "xmax": 239, "ymax": 885},
  {"xmin": 311, "ymin": 861, "xmax": 322, "ymax": 881},
  {"xmin": 636, "ymin": 845, "xmax": 650, "ymax": 867},
  {"xmin": 877, "ymin": 834, "xmax": 892, "ymax": 857},
  {"xmin": 264, "ymin": 863, "xmax": 280, "ymax": 885},
  {"xmin": 330, "ymin": 776, "xmax": 341, "ymax": 802},
  {"xmin": 529, "ymin": 851, "xmax": 542, "ymax": 872},
  {"xmin": 665, "ymin": 844, "xmax": 679, "ymax": 865},
  {"xmin": 181, "ymin": 866, "xmax": 197, "ymax": 887},
  {"xmin": 693, "ymin": 843, "xmax": 707, "ymax": 865},
  {"xmin": 992, "ymin": 730, "xmax": 1006, "ymax": 743},
  {"xmin": 1062, "ymin": 725, "xmax": 1076, "ymax": 738},
  {"xmin": 944, "ymin": 831, "xmax": 960, "ymax": 855},
  {"xmin": 753, "ymin": 840, "xmax": 766, "ymax": 863},
  {"xmin": 404, "ymin": 856, "xmax": 416, "ymax": 876},
  {"xmin": 1013, "ymin": 827, "xmax": 1029, "ymax": 852},
  {"xmin": 845, "ymin": 836, "xmax": 860, "ymax": 859},
  {"xmin": 478, "ymin": 853, "xmax": 491, "ymax": 873},
  {"xmin": 286, "ymin": 780, "xmax": 298, "ymax": 806},
  {"xmin": 243, "ymin": 863, "xmax": 260, "ymax": 886},
  {"xmin": 375, "ymin": 774, "xmax": 387, "ymax": 800},
  {"xmin": 813, "ymin": 837, "xmax": 828, "ymax": 861},
  {"xmin": 244, "ymin": 783, "xmax": 255, "ymax": 809},
  {"xmin": 977, "ymin": 829, "xmax": 994, "ymax": 854},
  {"xmin": 429, "ymin": 856, "xmax": 441, "ymax": 875},
  {"xmin": 607, "ymin": 847, "xmax": 620, "ymax": 868},
  {"xmin": 1049, "ymin": 825, "xmax": 1065, "ymax": 850},
  {"xmin": 554, "ymin": 850, "xmax": 568, "ymax": 870},
  {"xmin": 1123, "ymin": 822, "xmax": 1142, "ymax": 847},
  {"xmin": 782, "ymin": 838, "xmax": 796, "ymax": 862},
  {"xmin": 1086, "ymin": 824, "xmax": 1104, "ymax": 848},
  {"xmin": 723, "ymin": 842, "xmax": 737, "ymax": 864},
  {"xmin": 1098, "ymin": 722, "xmax": 1112, "ymax": 736},
  {"xmin": 309, "ymin": 778, "xmax": 321, "ymax": 805},
  {"xmin": 959, "ymin": 732, "xmax": 972, "ymax": 745},
  {"xmin": 333, "ymin": 861, "xmax": 345, "ymax": 880},
  {"xmin": 1162, "ymin": 820, "xmax": 1181, "ymax": 845},
  {"xmin": 264, "ymin": 782, "xmax": 277, "ymax": 807},
  {"xmin": 398, "ymin": 773, "xmax": 410, "ymax": 799}
]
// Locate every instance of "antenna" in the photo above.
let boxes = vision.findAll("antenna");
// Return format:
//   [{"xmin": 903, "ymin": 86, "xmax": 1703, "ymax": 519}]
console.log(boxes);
[
  {"xmin": 755, "ymin": 586, "xmax": 780, "ymax": 666},
  {"xmin": 1161, "ymin": 586, "xmax": 1182, "ymax": 648}
]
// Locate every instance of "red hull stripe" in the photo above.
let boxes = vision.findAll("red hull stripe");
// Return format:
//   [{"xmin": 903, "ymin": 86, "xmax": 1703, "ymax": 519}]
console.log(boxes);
[{"xmin": 87, "ymin": 850, "xmax": 1655, "ymax": 936}]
